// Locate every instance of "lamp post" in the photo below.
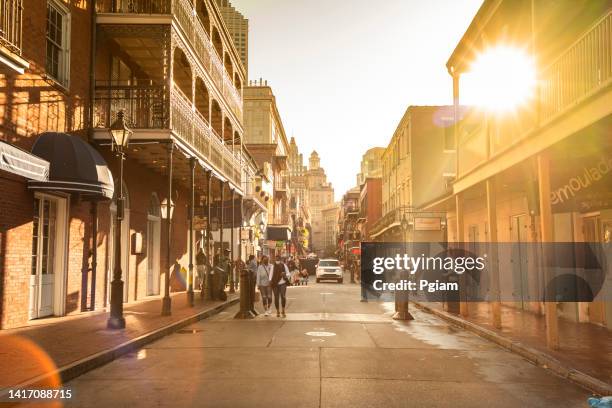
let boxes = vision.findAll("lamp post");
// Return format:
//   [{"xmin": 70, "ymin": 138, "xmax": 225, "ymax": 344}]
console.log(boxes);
[
  {"xmin": 107, "ymin": 110, "xmax": 132, "ymax": 330},
  {"xmin": 161, "ymin": 174, "xmax": 175, "ymax": 316},
  {"xmin": 394, "ymin": 212, "xmax": 414, "ymax": 321}
]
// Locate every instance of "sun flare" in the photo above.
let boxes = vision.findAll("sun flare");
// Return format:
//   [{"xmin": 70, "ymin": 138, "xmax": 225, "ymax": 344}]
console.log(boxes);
[{"xmin": 462, "ymin": 45, "xmax": 537, "ymax": 112}]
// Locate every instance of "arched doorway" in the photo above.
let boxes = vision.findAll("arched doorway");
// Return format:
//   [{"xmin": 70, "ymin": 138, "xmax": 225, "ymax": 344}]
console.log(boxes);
[
  {"xmin": 109, "ymin": 181, "xmax": 130, "ymax": 303},
  {"xmin": 147, "ymin": 193, "xmax": 161, "ymax": 296},
  {"xmin": 173, "ymin": 48, "xmax": 193, "ymax": 100}
]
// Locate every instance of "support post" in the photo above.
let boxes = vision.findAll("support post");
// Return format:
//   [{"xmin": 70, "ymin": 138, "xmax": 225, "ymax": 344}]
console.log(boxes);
[
  {"xmin": 229, "ymin": 188, "xmax": 235, "ymax": 293},
  {"xmin": 537, "ymin": 153, "xmax": 559, "ymax": 350},
  {"xmin": 187, "ymin": 157, "xmax": 196, "ymax": 307},
  {"xmin": 205, "ymin": 171, "xmax": 213, "ymax": 300},
  {"xmin": 486, "ymin": 178, "xmax": 502, "ymax": 329},
  {"xmin": 107, "ymin": 150, "xmax": 126, "ymax": 329},
  {"xmin": 90, "ymin": 201, "xmax": 98, "ymax": 311},
  {"xmin": 161, "ymin": 143, "xmax": 173, "ymax": 316},
  {"xmin": 456, "ymin": 193, "xmax": 469, "ymax": 317},
  {"xmin": 220, "ymin": 179, "xmax": 225, "ymax": 293}
]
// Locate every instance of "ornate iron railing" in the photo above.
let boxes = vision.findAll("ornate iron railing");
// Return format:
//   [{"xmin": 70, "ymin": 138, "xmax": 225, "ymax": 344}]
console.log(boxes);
[
  {"xmin": 94, "ymin": 83, "xmax": 240, "ymax": 186},
  {"xmin": 94, "ymin": 82, "xmax": 168, "ymax": 129},
  {"xmin": 96, "ymin": 0, "xmax": 171, "ymax": 13},
  {"xmin": 96, "ymin": 0, "xmax": 243, "ymax": 121},
  {"xmin": 0, "ymin": 0, "xmax": 23, "ymax": 54}
]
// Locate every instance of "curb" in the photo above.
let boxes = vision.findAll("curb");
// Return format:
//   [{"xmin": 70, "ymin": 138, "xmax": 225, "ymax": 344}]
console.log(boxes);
[
  {"xmin": 411, "ymin": 301, "xmax": 612, "ymax": 396},
  {"xmin": 1, "ymin": 296, "xmax": 239, "ymax": 395}
]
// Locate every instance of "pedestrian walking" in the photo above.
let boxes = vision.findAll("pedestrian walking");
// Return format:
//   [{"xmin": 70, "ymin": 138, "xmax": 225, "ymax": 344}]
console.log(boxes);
[
  {"xmin": 270, "ymin": 259, "xmax": 290, "ymax": 317},
  {"xmin": 247, "ymin": 255, "xmax": 258, "ymax": 315},
  {"xmin": 196, "ymin": 248, "xmax": 207, "ymax": 297},
  {"xmin": 256, "ymin": 256, "xmax": 272, "ymax": 316}
]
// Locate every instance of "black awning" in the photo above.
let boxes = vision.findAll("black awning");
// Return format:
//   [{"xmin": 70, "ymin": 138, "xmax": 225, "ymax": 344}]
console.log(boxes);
[
  {"xmin": 0, "ymin": 140, "xmax": 49, "ymax": 181},
  {"xmin": 266, "ymin": 225, "xmax": 291, "ymax": 241},
  {"xmin": 28, "ymin": 132, "xmax": 114, "ymax": 200}
]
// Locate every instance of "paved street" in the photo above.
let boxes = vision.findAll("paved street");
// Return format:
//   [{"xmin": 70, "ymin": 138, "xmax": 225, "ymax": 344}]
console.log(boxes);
[{"xmin": 63, "ymin": 274, "xmax": 591, "ymax": 408}]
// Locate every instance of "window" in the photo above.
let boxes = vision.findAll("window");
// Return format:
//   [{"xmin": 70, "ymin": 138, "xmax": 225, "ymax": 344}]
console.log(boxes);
[{"xmin": 46, "ymin": 0, "xmax": 70, "ymax": 86}]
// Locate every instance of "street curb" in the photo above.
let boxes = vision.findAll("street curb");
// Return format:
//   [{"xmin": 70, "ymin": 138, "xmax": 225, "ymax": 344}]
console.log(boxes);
[
  {"xmin": 1, "ymin": 296, "xmax": 239, "ymax": 395},
  {"xmin": 411, "ymin": 301, "xmax": 612, "ymax": 396}
]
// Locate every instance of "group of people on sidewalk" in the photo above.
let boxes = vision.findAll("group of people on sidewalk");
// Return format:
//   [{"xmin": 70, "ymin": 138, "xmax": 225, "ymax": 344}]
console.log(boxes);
[
  {"xmin": 195, "ymin": 247, "xmax": 311, "ymax": 317},
  {"xmin": 246, "ymin": 255, "xmax": 308, "ymax": 317}
]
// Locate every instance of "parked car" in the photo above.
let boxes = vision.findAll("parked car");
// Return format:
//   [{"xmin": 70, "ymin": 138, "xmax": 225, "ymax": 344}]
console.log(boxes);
[{"xmin": 316, "ymin": 259, "xmax": 343, "ymax": 283}]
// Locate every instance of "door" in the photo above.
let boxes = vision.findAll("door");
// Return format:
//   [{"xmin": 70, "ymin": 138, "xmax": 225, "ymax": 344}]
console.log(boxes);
[
  {"xmin": 29, "ymin": 196, "xmax": 60, "ymax": 319},
  {"xmin": 583, "ymin": 216, "xmax": 606, "ymax": 325},
  {"xmin": 147, "ymin": 216, "xmax": 161, "ymax": 295}
]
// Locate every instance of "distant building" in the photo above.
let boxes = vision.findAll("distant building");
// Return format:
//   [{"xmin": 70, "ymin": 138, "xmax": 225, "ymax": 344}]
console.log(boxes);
[
  {"xmin": 357, "ymin": 177, "xmax": 382, "ymax": 241},
  {"xmin": 338, "ymin": 187, "xmax": 361, "ymax": 262},
  {"xmin": 215, "ymin": 0, "xmax": 249, "ymax": 74},
  {"xmin": 321, "ymin": 203, "xmax": 340, "ymax": 257},
  {"xmin": 243, "ymin": 80, "xmax": 291, "ymax": 256},
  {"xmin": 306, "ymin": 151, "xmax": 335, "ymax": 255},
  {"xmin": 356, "ymin": 147, "xmax": 384, "ymax": 186},
  {"xmin": 372, "ymin": 106, "xmax": 457, "ymax": 242},
  {"xmin": 288, "ymin": 137, "xmax": 312, "ymax": 254}
]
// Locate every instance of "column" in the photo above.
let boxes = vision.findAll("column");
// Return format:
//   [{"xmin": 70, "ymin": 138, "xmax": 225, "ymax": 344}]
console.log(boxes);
[
  {"xmin": 456, "ymin": 193, "xmax": 469, "ymax": 317},
  {"xmin": 537, "ymin": 152, "xmax": 559, "ymax": 349},
  {"xmin": 187, "ymin": 157, "xmax": 196, "ymax": 306},
  {"xmin": 161, "ymin": 142, "xmax": 173, "ymax": 316},
  {"xmin": 486, "ymin": 178, "xmax": 502, "ymax": 328}
]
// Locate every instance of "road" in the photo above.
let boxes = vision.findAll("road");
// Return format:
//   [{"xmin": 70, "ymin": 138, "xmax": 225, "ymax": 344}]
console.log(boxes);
[{"xmin": 65, "ymin": 273, "xmax": 590, "ymax": 407}]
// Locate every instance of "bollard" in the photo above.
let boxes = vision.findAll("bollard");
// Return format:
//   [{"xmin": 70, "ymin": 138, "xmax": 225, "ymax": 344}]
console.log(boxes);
[{"xmin": 234, "ymin": 268, "xmax": 255, "ymax": 319}]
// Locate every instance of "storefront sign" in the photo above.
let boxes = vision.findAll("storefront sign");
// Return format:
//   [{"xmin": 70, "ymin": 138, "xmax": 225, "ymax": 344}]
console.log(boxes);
[{"xmin": 552, "ymin": 155, "xmax": 612, "ymax": 213}]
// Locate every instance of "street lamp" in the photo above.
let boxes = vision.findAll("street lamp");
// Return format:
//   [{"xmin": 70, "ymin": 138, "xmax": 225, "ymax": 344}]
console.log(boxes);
[
  {"xmin": 259, "ymin": 220, "xmax": 265, "ymax": 234},
  {"xmin": 107, "ymin": 110, "xmax": 132, "ymax": 330},
  {"xmin": 160, "ymin": 198, "xmax": 175, "ymax": 220},
  {"xmin": 160, "ymin": 197, "xmax": 174, "ymax": 315}
]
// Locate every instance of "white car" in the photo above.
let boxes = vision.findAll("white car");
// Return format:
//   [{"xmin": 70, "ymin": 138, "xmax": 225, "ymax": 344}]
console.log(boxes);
[{"xmin": 316, "ymin": 259, "xmax": 343, "ymax": 283}]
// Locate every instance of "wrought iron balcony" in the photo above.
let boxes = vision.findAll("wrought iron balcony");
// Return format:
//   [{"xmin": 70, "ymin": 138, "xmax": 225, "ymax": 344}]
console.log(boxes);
[
  {"xmin": 94, "ymin": 82, "xmax": 241, "ymax": 187},
  {"xmin": 96, "ymin": 0, "xmax": 243, "ymax": 121},
  {"xmin": 0, "ymin": 0, "xmax": 23, "ymax": 54}
]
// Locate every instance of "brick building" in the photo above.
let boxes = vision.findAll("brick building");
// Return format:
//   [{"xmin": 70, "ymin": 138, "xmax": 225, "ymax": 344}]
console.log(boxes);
[{"xmin": 0, "ymin": 0, "xmax": 251, "ymax": 329}]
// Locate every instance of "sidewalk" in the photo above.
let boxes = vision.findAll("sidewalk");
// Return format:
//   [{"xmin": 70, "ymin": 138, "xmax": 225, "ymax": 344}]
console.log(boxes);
[
  {"xmin": 0, "ymin": 291, "xmax": 238, "ymax": 391},
  {"xmin": 412, "ymin": 301, "xmax": 612, "ymax": 394}
]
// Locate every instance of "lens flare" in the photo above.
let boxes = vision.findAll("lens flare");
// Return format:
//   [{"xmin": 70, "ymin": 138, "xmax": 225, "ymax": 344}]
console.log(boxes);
[{"xmin": 462, "ymin": 45, "xmax": 537, "ymax": 112}]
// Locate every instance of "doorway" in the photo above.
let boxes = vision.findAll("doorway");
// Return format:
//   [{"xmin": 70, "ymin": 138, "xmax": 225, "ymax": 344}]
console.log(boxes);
[
  {"xmin": 147, "ymin": 193, "xmax": 161, "ymax": 296},
  {"xmin": 29, "ymin": 194, "xmax": 68, "ymax": 319},
  {"xmin": 582, "ymin": 215, "xmax": 606, "ymax": 326}
]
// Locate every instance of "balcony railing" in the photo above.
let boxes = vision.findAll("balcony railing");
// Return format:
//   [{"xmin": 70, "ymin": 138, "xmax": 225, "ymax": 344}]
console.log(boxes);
[
  {"xmin": 540, "ymin": 10, "xmax": 611, "ymax": 123},
  {"xmin": 457, "ymin": 11, "xmax": 611, "ymax": 178},
  {"xmin": 96, "ymin": 0, "xmax": 170, "ymax": 13},
  {"xmin": 94, "ymin": 82, "xmax": 168, "ymax": 129},
  {"xmin": 0, "ymin": 0, "xmax": 23, "ymax": 54},
  {"xmin": 94, "ymin": 83, "xmax": 241, "ymax": 187}
]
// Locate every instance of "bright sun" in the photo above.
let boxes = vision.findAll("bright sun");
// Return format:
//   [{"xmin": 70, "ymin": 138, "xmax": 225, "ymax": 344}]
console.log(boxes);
[{"xmin": 461, "ymin": 46, "xmax": 537, "ymax": 112}]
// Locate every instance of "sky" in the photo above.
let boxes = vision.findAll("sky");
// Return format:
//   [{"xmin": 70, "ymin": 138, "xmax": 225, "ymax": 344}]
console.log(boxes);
[{"xmin": 231, "ymin": 0, "xmax": 484, "ymax": 200}]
